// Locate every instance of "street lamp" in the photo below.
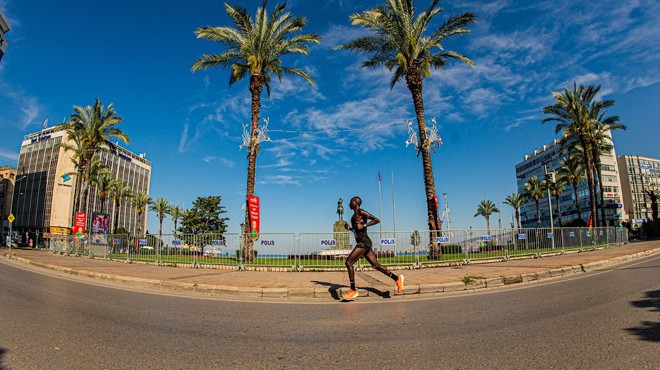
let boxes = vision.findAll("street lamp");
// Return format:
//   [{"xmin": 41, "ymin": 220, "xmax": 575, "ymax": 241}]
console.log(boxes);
[
  {"xmin": 544, "ymin": 165, "xmax": 556, "ymax": 250},
  {"xmin": 8, "ymin": 175, "xmax": 26, "ymax": 249}
]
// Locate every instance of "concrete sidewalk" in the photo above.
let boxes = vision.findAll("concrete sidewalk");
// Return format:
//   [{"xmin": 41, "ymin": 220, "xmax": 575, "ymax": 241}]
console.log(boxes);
[{"xmin": 2, "ymin": 241, "xmax": 659, "ymax": 300}]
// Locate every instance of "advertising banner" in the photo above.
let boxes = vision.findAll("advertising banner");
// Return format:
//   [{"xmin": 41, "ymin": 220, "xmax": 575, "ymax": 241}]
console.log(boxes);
[
  {"xmin": 91, "ymin": 212, "xmax": 109, "ymax": 245},
  {"xmin": 247, "ymin": 194, "xmax": 260, "ymax": 240},
  {"xmin": 73, "ymin": 212, "xmax": 86, "ymax": 237}
]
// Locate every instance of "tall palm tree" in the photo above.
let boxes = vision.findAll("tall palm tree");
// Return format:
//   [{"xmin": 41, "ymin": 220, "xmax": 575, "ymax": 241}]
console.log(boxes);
[
  {"xmin": 109, "ymin": 179, "xmax": 132, "ymax": 234},
  {"xmin": 503, "ymin": 192, "xmax": 524, "ymax": 230},
  {"xmin": 131, "ymin": 191, "xmax": 151, "ymax": 234},
  {"xmin": 542, "ymin": 83, "xmax": 605, "ymax": 227},
  {"xmin": 86, "ymin": 154, "xmax": 109, "ymax": 214},
  {"xmin": 474, "ymin": 199, "xmax": 499, "ymax": 235},
  {"xmin": 64, "ymin": 99, "xmax": 129, "ymax": 220},
  {"xmin": 524, "ymin": 176, "xmax": 545, "ymax": 227},
  {"xmin": 546, "ymin": 173, "xmax": 566, "ymax": 227},
  {"xmin": 336, "ymin": 0, "xmax": 476, "ymax": 255},
  {"xmin": 96, "ymin": 171, "xmax": 114, "ymax": 214},
  {"xmin": 149, "ymin": 198, "xmax": 170, "ymax": 240},
  {"xmin": 58, "ymin": 126, "xmax": 86, "ymax": 221},
  {"xmin": 558, "ymin": 152, "xmax": 585, "ymax": 223},
  {"xmin": 192, "ymin": 1, "xmax": 320, "ymax": 262},
  {"xmin": 168, "ymin": 205, "xmax": 184, "ymax": 236}
]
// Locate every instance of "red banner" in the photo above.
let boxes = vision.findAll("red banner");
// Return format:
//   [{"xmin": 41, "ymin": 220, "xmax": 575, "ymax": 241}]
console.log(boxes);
[
  {"xmin": 73, "ymin": 212, "xmax": 86, "ymax": 236},
  {"xmin": 247, "ymin": 194, "xmax": 260, "ymax": 240}
]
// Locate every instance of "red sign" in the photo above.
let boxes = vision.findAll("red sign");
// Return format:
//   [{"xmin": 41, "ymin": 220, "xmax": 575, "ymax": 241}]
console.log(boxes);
[
  {"xmin": 73, "ymin": 212, "xmax": 86, "ymax": 236},
  {"xmin": 247, "ymin": 194, "xmax": 260, "ymax": 240}
]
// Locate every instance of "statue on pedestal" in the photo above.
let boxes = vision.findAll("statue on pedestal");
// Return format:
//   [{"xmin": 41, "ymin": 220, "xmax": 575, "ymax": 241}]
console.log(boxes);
[{"xmin": 337, "ymin": 198, "xmax": 344, "ymax": 220}]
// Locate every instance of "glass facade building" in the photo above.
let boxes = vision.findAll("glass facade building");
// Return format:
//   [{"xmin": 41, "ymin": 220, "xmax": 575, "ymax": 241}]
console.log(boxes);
[{"xmin": 10, "ymin": 125, "xmax": 151, "ymax": 239}]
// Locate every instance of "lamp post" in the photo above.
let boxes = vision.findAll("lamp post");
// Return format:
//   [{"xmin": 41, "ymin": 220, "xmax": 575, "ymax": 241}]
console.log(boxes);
[
  {"xmin": 8, "ymin": 175, "xmax": 26, "ymax": 249},
  {"xmin": 544, "ymin": 165, "xmax": 555, "ymax": 249}
]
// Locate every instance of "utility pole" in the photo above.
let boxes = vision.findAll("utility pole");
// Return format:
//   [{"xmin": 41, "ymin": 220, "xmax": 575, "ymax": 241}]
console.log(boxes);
[{"xmin": 544, "ymin": 164, "xmax": 555, "ymax": 249}]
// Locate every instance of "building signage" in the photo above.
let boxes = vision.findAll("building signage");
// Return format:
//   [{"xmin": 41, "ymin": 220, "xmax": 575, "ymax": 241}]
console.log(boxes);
[
  {"xmin": 380, "ymin": 238, "xmax": 396, "ymax": 246},
  {"xmin": 30, "ymin": 134, "xmax": 51, "ymax": 143},
  {"xmin": 247, "ymin": 194, "xmax": 260, "ymax": 240},
  {"xmin": 50, "ymin": 226, "xmax": 71, "ymax": 234}
]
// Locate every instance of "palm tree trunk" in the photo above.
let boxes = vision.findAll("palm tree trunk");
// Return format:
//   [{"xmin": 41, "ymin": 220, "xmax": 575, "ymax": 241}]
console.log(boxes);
[
  {"xmin": 72, "ymin": 169, "xmax": 84, "ymax": 221},
  {"xmin": 535, "ymin": 199, "xmax": 541, "ymax": 226},
  {"xmin": 114, "ymin": 201, "xmax": 121, "ymax": 234},
  {"xmin": 573, "ymin": 185, "xmax": 582, "ymax": 223},
  {"xmin": 515, "ymin": 209, "xmax": 521, "ymax": 230},
  {"xmin": 579, "ymin": 135, "xmax": 598, "ymax": 227},
  {"xmin": 80, "ymin": 149, "xmax": 95, "ymax": 222},
  {"xmin": 405, "ymin": 66, "xmax": 441, "ymax": 260},
  {"xmin": 243, "ymin": 74, "xmax": 263, "ymax": 264},
  {"xmin": 554, "ymin": 193, "xmax": 562, "ymax": 227},
  {"xmin": 593, "ymin": 151, "xmax": 606, "ymax": 226}
]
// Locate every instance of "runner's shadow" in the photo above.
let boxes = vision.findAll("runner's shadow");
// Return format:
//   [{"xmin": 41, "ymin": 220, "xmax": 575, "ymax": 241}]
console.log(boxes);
[
  {"xmin": 364, "ymin": 287, "xmax": 391, "ymax": 299},
  {"xmin": 310, "ymin": 280, "xmax": 342, "ymax": 300}
]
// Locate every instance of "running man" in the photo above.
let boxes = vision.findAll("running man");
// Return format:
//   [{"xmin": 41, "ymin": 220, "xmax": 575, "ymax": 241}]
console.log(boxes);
[{"xmin": 341, "ymin": 196, "xmax": 404, "ymax": 301}]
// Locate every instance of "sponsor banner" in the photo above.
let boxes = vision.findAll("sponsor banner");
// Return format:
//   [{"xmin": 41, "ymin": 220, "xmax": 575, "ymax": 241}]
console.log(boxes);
[
  {"xmin": 247, "ymin": 194, "xmax": 260, "ymax": 240},
  {"xmin": 73, "ymin": 212, "xmax": 86, "ymax": 236}
]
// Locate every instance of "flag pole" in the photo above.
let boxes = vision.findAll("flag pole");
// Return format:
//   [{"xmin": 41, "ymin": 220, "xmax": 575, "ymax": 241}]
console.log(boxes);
[
  {"xmin": 378, "ymin": 170, "xmax": 382, "ymax": 240},
  {"xmin": 391, "ymin": 169, "xmax": 396, "ymax": 234}
]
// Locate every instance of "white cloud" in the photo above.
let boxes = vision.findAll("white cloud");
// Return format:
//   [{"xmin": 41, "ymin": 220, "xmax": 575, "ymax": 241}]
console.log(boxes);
[{"xmin": 0, "ymin": 147, "xmax": 19, "ymax": 162}]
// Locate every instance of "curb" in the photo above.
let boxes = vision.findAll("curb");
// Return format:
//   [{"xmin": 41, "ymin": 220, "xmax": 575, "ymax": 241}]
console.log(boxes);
[{"xmin": 2, "ymin": 247, "xmax": 659, "ymax": 301}]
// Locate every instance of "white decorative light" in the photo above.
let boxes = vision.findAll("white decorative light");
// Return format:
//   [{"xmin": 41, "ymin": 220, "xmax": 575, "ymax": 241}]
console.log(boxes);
[
  {"xmin": 405, "ymin": 117, "xmax": 442, "ymax": 156},
  {"xmin": 240, "ymin": 117, "xmax": 271, "ymax": 151}
]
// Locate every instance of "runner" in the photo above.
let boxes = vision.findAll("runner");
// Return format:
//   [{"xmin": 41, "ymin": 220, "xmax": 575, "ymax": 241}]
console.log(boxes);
[{"xmin": 341, "ymin": 196, "xmax": 404, "ymax": 301}]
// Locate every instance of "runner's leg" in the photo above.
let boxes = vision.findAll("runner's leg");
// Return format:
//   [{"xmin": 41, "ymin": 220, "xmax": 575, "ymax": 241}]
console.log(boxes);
[{"xmin": 346, "ymin": 246, "xmax": 366, "ymax": 288}]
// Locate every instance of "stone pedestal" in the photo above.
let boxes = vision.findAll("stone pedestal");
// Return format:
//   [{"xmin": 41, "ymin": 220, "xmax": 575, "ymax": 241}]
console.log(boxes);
[{"xmin": 332, "ymin": 220, "xmax": 351, "ymax": 249}]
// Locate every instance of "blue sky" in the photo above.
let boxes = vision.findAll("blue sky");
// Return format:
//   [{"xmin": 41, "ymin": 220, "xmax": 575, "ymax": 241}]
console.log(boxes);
[{"xmin": 1, "ymin": 0, "xmax": 658, "ymax": 235}]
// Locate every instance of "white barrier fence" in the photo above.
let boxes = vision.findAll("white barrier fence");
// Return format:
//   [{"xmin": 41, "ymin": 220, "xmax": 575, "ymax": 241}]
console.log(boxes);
[{"xmin": 48, "ymin": 227, "xmax": 628, "ymax": 271}]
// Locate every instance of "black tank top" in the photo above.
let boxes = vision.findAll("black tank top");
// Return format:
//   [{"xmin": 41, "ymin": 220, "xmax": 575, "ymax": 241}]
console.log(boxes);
[{"xmin": 351, "ymin": 212, "xmax": 368, "ymax": 240}]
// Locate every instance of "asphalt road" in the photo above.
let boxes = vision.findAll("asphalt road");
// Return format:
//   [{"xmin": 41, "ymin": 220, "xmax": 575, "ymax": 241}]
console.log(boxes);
[{"xmin": 0, "ymin": 254, "xmax": 658, "ymax": 370}]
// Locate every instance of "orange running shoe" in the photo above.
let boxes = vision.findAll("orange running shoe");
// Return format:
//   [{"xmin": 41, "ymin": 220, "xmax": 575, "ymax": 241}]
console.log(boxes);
[
  {"xmin": 395, "ymin": 275, "xmax": 405, "ymax": 294},
  {"xmin": 341, "ymin": 289, "xmax": 359, "ymax": 301}
]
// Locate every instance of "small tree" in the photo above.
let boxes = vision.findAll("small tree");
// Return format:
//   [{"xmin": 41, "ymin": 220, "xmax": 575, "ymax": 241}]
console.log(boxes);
[
  {"xmin": 179, "ymin": 196, "xmax": 230, "ymax": 251},
  {"xmin": 474, "ymin": 199, "xmax": 500, "ymax": 235}
]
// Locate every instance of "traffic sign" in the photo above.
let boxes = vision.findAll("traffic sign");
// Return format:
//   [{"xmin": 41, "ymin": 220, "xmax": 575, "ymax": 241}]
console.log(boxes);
[{"xmin": 7, "ymin": 213, "xmax": 15, "ymax": 223}]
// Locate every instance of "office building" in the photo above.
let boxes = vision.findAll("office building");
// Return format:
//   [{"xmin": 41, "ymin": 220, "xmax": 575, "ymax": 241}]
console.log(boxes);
[
  {"xmin": 515, "ymin": 131, "xmax": 625, "ymax": 227},
  {"xmin": 0, "ymin": 166, "xmax": 17, "ymax": 241},
  {"xmin": 10, "ymin": 125, "xmax": 151, "ymax": 239},
  {"xmin": 0, "ymin": 10, "xmax": 10, "ymax": 62},
  {"xmin": 617, "ymin": 155, "xmax": 660, "ymax": 226}
]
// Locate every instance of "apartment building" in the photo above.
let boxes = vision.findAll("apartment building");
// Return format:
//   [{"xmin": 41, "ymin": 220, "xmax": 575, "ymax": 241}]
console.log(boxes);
[
  {"xmin": 617, "ymin": 155, "xmax": 660, "ymax": 226},
  {"xmin": 10, "ymin": 125, "xmax": 151, "ymax": 239},
  {"xmin": 0, "ymin": 10, "xmax": 10, "ymax": 62},
  {"xmin": 515, "ymin": 131, "xmax": 625, "ymax": 227}
]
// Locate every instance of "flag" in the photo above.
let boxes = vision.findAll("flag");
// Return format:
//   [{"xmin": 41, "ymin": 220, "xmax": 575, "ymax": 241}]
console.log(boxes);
[
  {"xmin": 586, "ymin": 212, "xmax": 593, "ymax": 228},
  {"xmin": 378, "ymin": 170, "xmax": 381, "ymax": 182}
]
